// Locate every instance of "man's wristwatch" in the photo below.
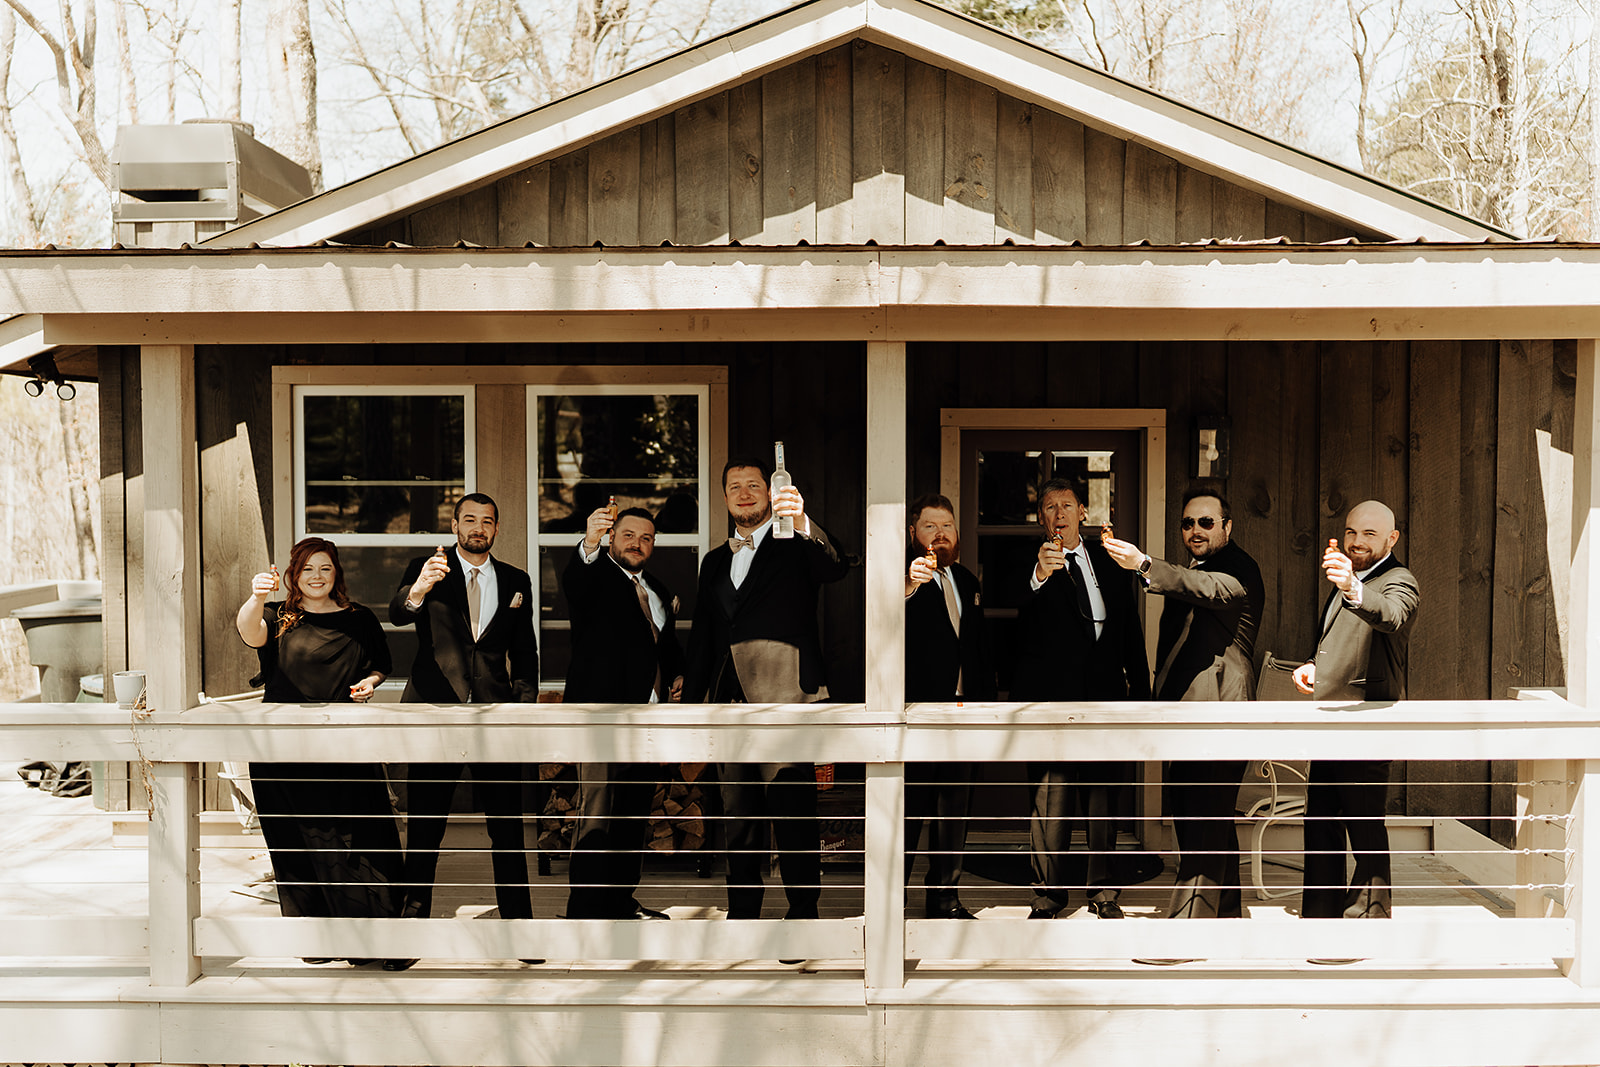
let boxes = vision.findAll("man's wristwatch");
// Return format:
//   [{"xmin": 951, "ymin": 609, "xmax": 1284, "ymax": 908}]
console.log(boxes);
[{"xmin": 1137, "ymin": 555, "xmax": 1153, "ymax": 575}]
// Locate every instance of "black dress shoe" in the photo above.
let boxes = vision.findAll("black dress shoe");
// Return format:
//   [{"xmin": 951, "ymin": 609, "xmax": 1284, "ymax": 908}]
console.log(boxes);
[
  {"xmin": 300, "ymin": 957, "xmax": 336, "ymax": 965},
  {"xmin": 382, "ymin": 958, "xmax": 418, "ymax": 971},
  {"xmin": 925, "ymin": 904, "xmax": 978, "ymax": 919},
  {"xmin": 1027, "ymin": 907, "xmax": 1058, "ymax": 919},
  {"xmin": 1089, "ymin": 899, "xmax": 1125, "ymax": 919},
  {"xmin": 520, "ymin": 959, "xmax": 545, "ymax": 965},
  {"xmin": 345, "ymin": 958, "xmax": 378, "ymax": 966},
  {"xmin": 632, "ymin": 905, "xmax": 671, "ymax": 920}
]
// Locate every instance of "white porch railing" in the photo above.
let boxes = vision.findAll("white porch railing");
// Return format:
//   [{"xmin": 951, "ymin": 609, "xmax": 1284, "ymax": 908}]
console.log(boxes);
[{"xmin": 2, "ymin": 697, "xmax": 1592, "ymax": 987}]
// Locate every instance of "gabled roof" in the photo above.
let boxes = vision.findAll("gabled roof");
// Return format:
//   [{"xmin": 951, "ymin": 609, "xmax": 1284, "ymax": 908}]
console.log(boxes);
[{"xmin": 205, "ymin": 0, "xmax": 1507, "ymax": 249}]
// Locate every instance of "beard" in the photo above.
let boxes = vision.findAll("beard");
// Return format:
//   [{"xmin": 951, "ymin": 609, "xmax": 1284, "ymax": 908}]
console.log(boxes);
[
  {"xmin": 926, "ymin": 534, "xmax": 959, "ymax": 568},
  {"xmin": 732, "ymin": 498, "xmax": 772, "ymax": 530},
  {"xmin": 610, "ymin": 543, "xmax": 647, "ymax": 573},
  {"xmin": 458, "ymin": 530, "xmax": 494, "ymax": 554}
]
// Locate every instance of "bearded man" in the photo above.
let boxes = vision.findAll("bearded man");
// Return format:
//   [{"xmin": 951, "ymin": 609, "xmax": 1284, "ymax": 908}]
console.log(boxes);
[{"xmin": 903, "ymin": 493, "xmax": 996, "ymax": 918}]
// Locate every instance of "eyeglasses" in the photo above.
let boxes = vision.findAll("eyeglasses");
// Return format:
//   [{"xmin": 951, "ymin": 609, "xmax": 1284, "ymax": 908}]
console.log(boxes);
[{"xmin": 1180, "ymin": 516, "xmax": 1220, "ymax": 531}]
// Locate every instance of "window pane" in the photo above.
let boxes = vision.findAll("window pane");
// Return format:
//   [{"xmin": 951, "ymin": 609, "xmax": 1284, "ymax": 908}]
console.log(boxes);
[
  {"xmin": 303, "ymin": 394, "xmax": 466, "ymax": 535},
  {"xmin": 977, "ymin": 449, "xmax": 1117, "ymax": 527},
  {"xmin": 536, "ymin": 394, "xmax": 699, "ymax": 534}
]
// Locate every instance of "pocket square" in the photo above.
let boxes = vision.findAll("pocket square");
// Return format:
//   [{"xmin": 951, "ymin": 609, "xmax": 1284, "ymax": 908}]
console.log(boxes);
[
  {"xmin": 509, "ymin": 592, "xmax": 524, "ymax": 608},
  {"xmin": 670, "ymin": 595, "xmax": 681, "ymax": 615}
]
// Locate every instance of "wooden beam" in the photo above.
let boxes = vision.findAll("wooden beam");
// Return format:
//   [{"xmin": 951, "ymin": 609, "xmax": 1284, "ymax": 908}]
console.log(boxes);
[
  {"xmin": 864, "ymin": 340, "xmax": 907, "ymax": 990},
  {"xmin": 148, "ymin": 760, "xmax": 200, "ymax": 986},
  {"xmin": 140, "ymin": 344, "xmax": 202, "ymax": 712}
]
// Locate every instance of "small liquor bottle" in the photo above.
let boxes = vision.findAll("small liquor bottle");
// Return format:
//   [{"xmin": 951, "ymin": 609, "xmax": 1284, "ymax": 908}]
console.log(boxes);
[
  {"xmin": 268, "ymin": 564, "xmax": 280, "ymax": 592},
  {"xmin": 771, "ymin": 441, "xmax": 794, "ymax": 539}
]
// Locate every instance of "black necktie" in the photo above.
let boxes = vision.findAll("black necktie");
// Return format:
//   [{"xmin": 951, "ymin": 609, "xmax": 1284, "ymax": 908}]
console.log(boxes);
[{"xmin": 1064, "ymin": 552, "xmax": 1093, "ymax": 623}]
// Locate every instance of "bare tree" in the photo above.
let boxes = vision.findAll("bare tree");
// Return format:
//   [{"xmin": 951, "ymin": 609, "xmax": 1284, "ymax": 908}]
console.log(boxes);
[
  {"xmin": 1345, "ymin": 0, "xmax": 1404, "ymax": 172},
  {"xmin": 220, "ymin": 0, "xmax": 241, "ymax": 120},
  {"xmin": 1369, "ymin": 0, "xmax": 1585, "ymax": 235},
  {"xmin": 0, "ymin": 5, "xmax": 41, "ymax": 245},
  {"xmin": 323, "ymin": 0, "xmax": 723, "ymax": 155},
  {"xmin": 269, "ymin": 0, "xmax": 323, "ymax": 190},
  {"xmin": 1, "ymin": 0, "xmax": 112, "ymax": 188}
]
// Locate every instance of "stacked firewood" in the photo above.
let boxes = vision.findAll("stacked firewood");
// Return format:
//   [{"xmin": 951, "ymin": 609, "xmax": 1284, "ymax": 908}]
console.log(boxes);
[
  {"xmin": 536, "ymin": 762, "xmax": 710, "ymax": 855},
  {"xmin": 647, "ymin": 762, "xmax": 707, "ymax": 853}
]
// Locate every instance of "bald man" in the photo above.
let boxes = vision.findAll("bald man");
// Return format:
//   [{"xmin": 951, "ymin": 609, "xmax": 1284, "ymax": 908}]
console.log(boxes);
[{"xmin": 1293, "ymin": 500, "xmax": 1419, "ymax": 924}]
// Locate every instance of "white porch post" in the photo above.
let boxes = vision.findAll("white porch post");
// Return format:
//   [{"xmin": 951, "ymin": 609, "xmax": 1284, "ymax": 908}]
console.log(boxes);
[
  {"xmin": 142, "ymin": 344, "xmax": 203, "ymax": 986},
  {"xmin": 1563, "ymin": 339, "xmax": 1600, "ymax": 984},
  {"xmin": 864, "ymin": 341, "xmax": 907, "ymax": 990}
]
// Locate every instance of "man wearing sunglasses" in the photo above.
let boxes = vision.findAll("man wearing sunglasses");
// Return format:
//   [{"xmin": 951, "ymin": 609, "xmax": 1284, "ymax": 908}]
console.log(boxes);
[{"xmin": 1103, "ymin": 487, "xmax": 1264, "ymax": 933}]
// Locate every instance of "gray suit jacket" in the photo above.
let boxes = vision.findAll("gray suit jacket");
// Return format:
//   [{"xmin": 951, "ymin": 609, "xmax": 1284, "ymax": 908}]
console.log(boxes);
[{"xmin": 1313, "ymin": 555, "xmax": 1418, "ymax": 701}]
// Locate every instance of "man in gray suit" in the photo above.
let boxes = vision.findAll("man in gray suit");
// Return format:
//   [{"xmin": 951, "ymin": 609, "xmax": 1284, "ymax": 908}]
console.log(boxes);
[{"xmin": 1293, "ymin": 500, "xmax": 1419, "ymax": 922}]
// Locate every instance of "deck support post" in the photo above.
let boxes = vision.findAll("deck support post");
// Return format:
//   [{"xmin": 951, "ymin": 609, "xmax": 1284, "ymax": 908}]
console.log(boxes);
[
  {"xmin": 149, "ymin": 760, "xmax": 201, "ymax": 986},
  {"xmin": 141, "ymin": 343, "xmax": 203, "ymax": 986},
  {"xmin": 1562, "ymin": 340, "xmax": 1600, "ymax": 982},
  {"xmin": 864, "ymin": 341, "xmax": 907, "ymax": 990}
]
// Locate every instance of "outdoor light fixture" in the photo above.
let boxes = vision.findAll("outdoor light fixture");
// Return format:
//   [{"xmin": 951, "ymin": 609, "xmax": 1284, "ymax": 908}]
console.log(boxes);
[
  {"xmin": 1195, "ymin": 415, "xmax": 1229, "ymax": 478},
  {"xmin": 24, "ymin": 353, "xmax": 76, "ymax": 401}
]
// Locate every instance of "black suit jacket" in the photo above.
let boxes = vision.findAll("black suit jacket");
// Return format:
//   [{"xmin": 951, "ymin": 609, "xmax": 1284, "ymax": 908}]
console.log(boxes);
[
  {"xmin": 904, "ymin": 556, "xmax": 997, "ymax": 703},
  {"xmin": 561, "ymin": 544, "xmax": 685, "ymax": 703},
  {"xmin": 1010, "ymin": 539, "xmax": 1150, "ymax": 702},
  {"xmin": 1313, "ymin": 554, "xmax": 1418, "ymax": 701},
  {"xmin": 390, "ymin": 554, "xmax": 540, "ymax": 703},
  {"xmin": 1145, "ymin": 540, "xmax": 1264, "ymax": 702},
  {"xmin": 681, "ymin": 523, "xmax": 849, "ymax": 701}
]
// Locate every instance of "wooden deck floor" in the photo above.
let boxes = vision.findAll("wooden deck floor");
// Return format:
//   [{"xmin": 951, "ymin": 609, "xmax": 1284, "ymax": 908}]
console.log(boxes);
[{"xmin": 0, "ymin": 760, "xmax": 1512, "ymax": 933}]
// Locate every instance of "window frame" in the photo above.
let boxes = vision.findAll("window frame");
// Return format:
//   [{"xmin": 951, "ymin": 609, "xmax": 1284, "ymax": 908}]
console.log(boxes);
[{"xmin": 525, "ymin": 382, "xmax": 714, "ymax": 680}]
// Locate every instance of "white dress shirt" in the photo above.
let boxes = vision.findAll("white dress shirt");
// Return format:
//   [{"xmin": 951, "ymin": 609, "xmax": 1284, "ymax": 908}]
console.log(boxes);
[
  {"xmin": 729, "ymin": 518, "xmax": 773, "ymax": 589},
  {"xmin": 457, "ymin": 549, "xmax": 498, "ymax": 635},
  {"xmin": 1029, "ymin": 540, "xmax": 1106, "ymax": 638}
]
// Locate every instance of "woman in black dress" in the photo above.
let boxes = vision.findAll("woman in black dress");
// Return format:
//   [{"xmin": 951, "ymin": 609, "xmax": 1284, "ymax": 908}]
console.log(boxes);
[{"xmin": 235, "ymin": 536, "xmax": 403, "ymax": 964}]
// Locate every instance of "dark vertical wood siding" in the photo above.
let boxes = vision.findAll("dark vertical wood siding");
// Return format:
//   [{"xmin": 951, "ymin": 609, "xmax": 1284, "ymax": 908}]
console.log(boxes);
[{"xmin": 338, "ymin": 44, "xmax": 1378, "ymax": 249}]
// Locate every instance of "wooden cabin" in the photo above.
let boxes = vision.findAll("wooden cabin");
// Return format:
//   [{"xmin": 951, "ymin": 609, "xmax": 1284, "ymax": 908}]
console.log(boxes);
[{"xmin": 5, "ymin": 0, "xmax": 1600, "ymax": 1062}]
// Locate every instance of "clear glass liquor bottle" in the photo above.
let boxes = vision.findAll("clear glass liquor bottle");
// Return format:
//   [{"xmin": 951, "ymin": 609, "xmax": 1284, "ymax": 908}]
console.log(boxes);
[{"xmin": 771, "ymin": 440, "xmax": 794, "ymax": 538}]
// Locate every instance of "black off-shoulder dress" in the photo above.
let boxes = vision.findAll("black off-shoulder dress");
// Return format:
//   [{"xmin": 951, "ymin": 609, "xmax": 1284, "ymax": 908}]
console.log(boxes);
[{"xmin": 248, "ymin": 602, "xmax": 402, "ymax": 919}]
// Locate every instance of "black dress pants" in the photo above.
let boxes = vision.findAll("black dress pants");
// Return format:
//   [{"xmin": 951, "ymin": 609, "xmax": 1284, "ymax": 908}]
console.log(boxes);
[
  {"xmin": 398, "ymin": 762, "xmax": 532, "ymax": 919},
  {"xmin": 718, "ymin": 761, "xmax": 821, "ymax": 919},
  {"xmin": 1028, "ymin": 760, "xmax": 1126, "ymax": 912},
  {"xmin": 1301, "ymin": 759, "xmax": 1392, "ymax": 918},
  {"xmin": 905, "ymin": 761, "xmax": 972, "ymax": 912},
  {"xmin": 567, "ymin": 762, "xmax": 660, "ymax": 919},
  {"xmin": 1165, "ymin": 759, "xmax": 1247, "ymax": 918}
]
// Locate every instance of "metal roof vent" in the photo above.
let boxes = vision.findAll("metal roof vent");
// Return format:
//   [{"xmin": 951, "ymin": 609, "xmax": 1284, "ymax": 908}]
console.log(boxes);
[{"xmin": 111, "ymin": 120, "xmax": 313, "ymax": 247}]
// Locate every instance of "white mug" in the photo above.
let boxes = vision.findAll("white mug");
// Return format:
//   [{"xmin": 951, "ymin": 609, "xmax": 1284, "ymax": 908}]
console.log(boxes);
[{"xmin": 112, "ymin": 670, "xmax": 146, "ymax": 708}]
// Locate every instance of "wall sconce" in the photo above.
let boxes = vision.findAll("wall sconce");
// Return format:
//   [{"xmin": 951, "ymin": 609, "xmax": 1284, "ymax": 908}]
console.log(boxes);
[{"xmin": 1195, "ymin": 415, "xmax": 1230, "ymax": 479}]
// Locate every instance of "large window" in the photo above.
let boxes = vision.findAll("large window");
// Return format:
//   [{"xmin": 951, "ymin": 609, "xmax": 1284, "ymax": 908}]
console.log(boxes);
[
  {"xmin": 293, "ymin": 385, "xmax": 475, "ymax": 612},
  {"xmin": 528, "ymin": 386, "xmax": 711, "ymax": 682}
]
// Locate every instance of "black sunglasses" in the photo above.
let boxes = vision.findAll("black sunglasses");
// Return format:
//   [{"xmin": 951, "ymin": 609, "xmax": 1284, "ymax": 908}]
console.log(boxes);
[{"xmin": 1180, "ymin": 516, "xmax": 1220, "ymax": 531}]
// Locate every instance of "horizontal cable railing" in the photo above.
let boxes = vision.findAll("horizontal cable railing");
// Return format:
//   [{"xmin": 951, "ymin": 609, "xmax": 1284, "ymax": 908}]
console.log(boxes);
[{"xmin": 0, "ymin": 697, "xmax": 1594, "ymax": 986}]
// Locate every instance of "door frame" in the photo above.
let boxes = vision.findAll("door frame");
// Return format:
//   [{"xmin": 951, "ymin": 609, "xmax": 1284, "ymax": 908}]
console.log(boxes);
[{"xmin": 939, "ymin": 407, "xmax": 1167, "ymax": 670}]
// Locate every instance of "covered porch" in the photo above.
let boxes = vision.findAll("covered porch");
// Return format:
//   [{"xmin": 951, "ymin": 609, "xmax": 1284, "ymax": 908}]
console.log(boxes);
[{"xmin": 3, "ymin": 240, "xmax": 1600, "ymax": 1064}]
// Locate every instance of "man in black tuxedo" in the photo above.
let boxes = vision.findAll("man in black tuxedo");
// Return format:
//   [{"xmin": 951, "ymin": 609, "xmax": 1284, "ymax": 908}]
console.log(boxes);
[
  {"xmin": 682, "ymin": 456, "xmax": 849, "ymax": 920},
  {"xmin": 1104, "ymin": 488, "xmax": 1263, "ymax": 926},
  {"xmin": 563, "ymin": 505, "xmax": 684, "ymax": 920},
  {"xmin": 903, "ymin": 493, "xmax": 996, "ymax": 919},
  {"xmin": 1011, "ymin": 480, "xmax": 1149, "ymax": 920},
  {"xmin": 389, "ymin": 493, "xmax": 540, "ymax": 947},
  {"xmin": 1293, "ymin": 500, "xmax": 1418, "ymax": 923}
]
